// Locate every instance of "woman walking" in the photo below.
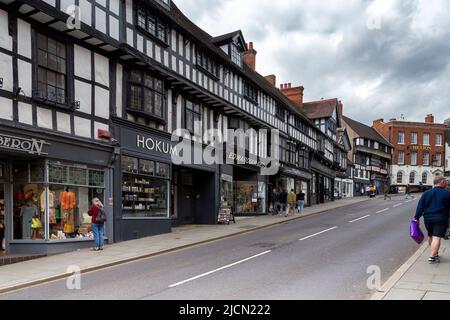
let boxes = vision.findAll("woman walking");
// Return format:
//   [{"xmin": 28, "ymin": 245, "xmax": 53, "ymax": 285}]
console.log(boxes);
[{"xmin": 88, "ymin": 198, "xmax": 105, "ymax": 251}]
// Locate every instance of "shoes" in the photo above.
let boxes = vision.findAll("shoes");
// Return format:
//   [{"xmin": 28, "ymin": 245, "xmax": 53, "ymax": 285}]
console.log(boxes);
[
  {"xmin": 428, "ymin": 256, "xmax": 440, "ymax": 264},
  {"xmin": 91, "ymin": 247, "xmax": 99, "ymax": 251},
  {"xmin": 99, "ymin": 247, "xmax": 104, "ymax": 251}
]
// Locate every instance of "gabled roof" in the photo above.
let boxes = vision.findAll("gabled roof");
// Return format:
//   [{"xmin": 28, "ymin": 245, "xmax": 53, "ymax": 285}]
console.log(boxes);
[
  {"xmin": 342, "ymin": 116, "xmax": 393, "ymax": 147},
  {"xmin": 211, "ymin": 30, "xmax": 247, "ymax": 50},
  {"xmin": 302, "ymin": 99, "xmax": 338, "ymax": 120},
  {"xmin": 143, "ymin": 1, "xmax": 315, "ymax": 126}
]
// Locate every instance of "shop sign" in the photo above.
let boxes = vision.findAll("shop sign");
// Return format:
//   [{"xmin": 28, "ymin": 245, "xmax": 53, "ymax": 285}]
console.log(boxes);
[
  {"xmin": 0, "ymin": 133, "xmax": 49, "ymax": 155},
  {"xmin": 227, "ymin": 151, "xmax": 269, "ymax": 168},
  {"xmin": 282, "ymin": 166, "xmax": 312, "ymax": 180},
  {"xmin": 137, "ymin": 135, "xmax": 179, "ymax": 157},
  {"xmin": 409, "ymin": 145, "xmax": 432, "ymax": 151}
]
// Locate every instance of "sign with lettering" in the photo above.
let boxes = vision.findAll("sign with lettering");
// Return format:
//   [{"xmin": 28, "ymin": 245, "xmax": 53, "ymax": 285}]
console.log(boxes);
[
  {"xmin": 409, "ymin": 145, "xmax": 432, "ymax": 151},
  {"xmin": 137, "ymin": 135, "xmax": 179, "ymax": 156},
  {"xmin": 0, "ymin": 133, "xmax": 49, "ymax": 155}
]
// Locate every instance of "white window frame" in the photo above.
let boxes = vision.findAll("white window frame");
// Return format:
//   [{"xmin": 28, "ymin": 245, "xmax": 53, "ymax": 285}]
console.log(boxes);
[
  {"xmin": 398, "ymin": 151, "xmax": 405, "ymax": 165},
  {"xmin": 423, "ymin": 133, "xmax": 430, "ymax": 146},
  {"xmin": 398, "ymin": 132, "xmax": 405, "ymax": 145}
]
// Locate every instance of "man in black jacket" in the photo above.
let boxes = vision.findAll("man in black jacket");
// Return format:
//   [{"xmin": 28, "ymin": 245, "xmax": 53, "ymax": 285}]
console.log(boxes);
[
  {"xmin": 279, "ymin": 189, "xmax": 288, "ymax": 217},
  {"xmin": 415, "ymin": 177, "xmax": 450, "ymax": 264}
]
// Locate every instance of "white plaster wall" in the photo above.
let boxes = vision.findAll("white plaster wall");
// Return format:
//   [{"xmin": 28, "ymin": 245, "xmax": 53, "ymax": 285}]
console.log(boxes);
[
  {"xmin": 94, "ymin": 53, "xmax": 109, "ymax": 87},
  {"xmin": 57, "ymin": 112, "xmax": 71, "ymax": 134},
  {"xmin": 74, "ymin": 45, "xmax": 91, "ymax": 80},
  {"xmin": 110, "ymin": 0, "xmax": 120, "ymax": 15},
  {"xmin": 60, "ymin": 0, "xmax": 75, "ymax": 12},
  {"xmin": 392, "ymin": 165, "xmax": 444, "ymax": 186},
  {"xmin": 18, "ymin": 60, "xmax": 32, "ymax": 96},
  {"xmin": 79, "ymin": 0, "xmax": 92, "ymax": 26},
  {"xmin": 74, "ymin": 116, "xmax": 91, "ymax": 138},
  {"xmin": 0, "ymin": 97, "xmax": 13, "ymax": 121},
  {"xmin": 36, "ymin": 107, "xmax": 53, "ymax": 129},
  {"xmin": 95, "ymin": 86, "xmax": 110, "ymax": 119},
  {"xmin": 0, "ymin": 53, "xmax": 13, "ymax": 92},
  {"xmin": 17, "ymin": 20, "xmax": 31, "ymax": 59},
  {"xmin": 126, "ymin": 0, "xmax": 133, "ymax": 23},
  {"xmin": 110, "ymin": 16, "xmax": 119, "ymax": 40},
  {"xmin": 75, "ymin": 80, "xmax": 92, "ymax": 114},
  {"xmin": 95, "ymin": 7, "xmax": 107, "ymax": 34},
  {"xmin": 18, "ymin": 102, "xmax": 33, "ymax": 125},
  {"xmin": 0, "ymin": 10, "xmax": 12, "ymax": 51}
]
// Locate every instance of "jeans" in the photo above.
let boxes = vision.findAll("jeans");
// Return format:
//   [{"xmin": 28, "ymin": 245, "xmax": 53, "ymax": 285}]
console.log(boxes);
[
  {"xmin": 92, "ymin": 223, "xmax": 105, "ymax": 249},
  {"xmin": 280, "ymin": 203, "xmax": 286, "ymax": 214},
  {"xmin": 297, "ymin": 200, "xmax": 305, "ymax": 214}
]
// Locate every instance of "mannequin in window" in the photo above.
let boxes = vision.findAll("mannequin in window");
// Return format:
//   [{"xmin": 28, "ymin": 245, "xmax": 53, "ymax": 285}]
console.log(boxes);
[
  {"xmin": 20, "ymin": 199, "xmax": 38, "ymax": 240},
  {"xmin": 60, "ymin": 187, "xmax": 76, "ymax": 233},
  {"xmin": 40, "ymin": 187, "xmax": 56, "ymax": 224}
]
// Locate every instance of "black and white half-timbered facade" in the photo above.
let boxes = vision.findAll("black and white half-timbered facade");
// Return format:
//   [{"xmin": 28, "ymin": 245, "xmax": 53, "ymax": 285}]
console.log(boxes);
[{"xmin": 0, "ymin": 0, "xmax": 342, "ymax": 255}]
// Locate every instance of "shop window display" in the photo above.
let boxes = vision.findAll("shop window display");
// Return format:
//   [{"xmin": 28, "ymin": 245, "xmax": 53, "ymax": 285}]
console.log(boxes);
[
  {"xmin": 12, "ymin": 162, "xmax": 105, "ymax": 241},
  {"xmin": 220, "ymin": 175, "xmax": 233, "ymax": 208},
  {"xmin": 122, "ymin": 156, "xmax": 170, "ymax": 218},
  {"xmin": 234, "ymin": 181, "xmax": 265, "ymax": 214}
]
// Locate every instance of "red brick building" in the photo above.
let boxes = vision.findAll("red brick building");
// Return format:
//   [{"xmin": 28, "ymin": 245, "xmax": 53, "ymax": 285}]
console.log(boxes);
[{"xmin": 373, "ymin": 115, "xmax": 446, "ymax": 191}]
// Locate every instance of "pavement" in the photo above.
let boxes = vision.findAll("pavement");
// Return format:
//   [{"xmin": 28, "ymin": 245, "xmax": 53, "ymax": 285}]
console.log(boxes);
[
  {"xmin": 0, "ymin": 196, "xmax": 370, "ymax": 295},
  {"xmin": 373, "ymin": 228, "xmax": 450, "ymax": 300},
  {"xmin": 0, "ymin": 195, "xmax": 421, "ymax": 300}
]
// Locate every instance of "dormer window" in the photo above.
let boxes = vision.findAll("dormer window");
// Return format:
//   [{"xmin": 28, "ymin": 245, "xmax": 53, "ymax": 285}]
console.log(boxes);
[
  {"xmin": 231, "ymin": 44, "xmax": 243, "ymax": 67},
  {"xmin": 136, "ymin": 4, "xmax": 170, "ymax": 46}
]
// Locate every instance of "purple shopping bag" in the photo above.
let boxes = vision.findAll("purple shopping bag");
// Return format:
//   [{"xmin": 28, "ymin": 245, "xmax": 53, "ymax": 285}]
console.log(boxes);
[{"xmin": 410, "ymin": 220, "xmax": 425, "ymax": 245}]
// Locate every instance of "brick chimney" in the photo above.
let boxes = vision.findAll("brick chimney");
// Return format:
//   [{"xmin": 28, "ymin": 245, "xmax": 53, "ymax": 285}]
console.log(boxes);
[
  {"xmin": 264, "ymin": 74, "xmax": 276, "ymax": 87},
  {"xmin": 280, "ymin": 83, "xmax": 304, "ymax": 110},
  {"xmin": 425, "ymin": 114, "xmax": 435, "ymax": 124},
  {"xmin": 338, "ymin": 100, "xmax": 344, "ymax": 117},
  {"xmin": 244, "ymin": 42, "xmax": 257, "ymax": 70}
]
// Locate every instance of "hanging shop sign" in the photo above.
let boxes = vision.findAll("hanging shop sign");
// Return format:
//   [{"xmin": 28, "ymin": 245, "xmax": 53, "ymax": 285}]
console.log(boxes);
[{"xmin": 0, "ymin": 133, "xmax": 49, "ymax": 156}]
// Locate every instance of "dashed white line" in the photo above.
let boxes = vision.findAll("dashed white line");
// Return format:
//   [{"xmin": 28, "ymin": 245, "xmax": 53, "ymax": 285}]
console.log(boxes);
[
  {"xmin": 299, "ymin": 227, "xmax": 338, "ymax": 241},
  {"xmin": 393, "ymin": 203, "xmax": 403, "ymax": 208},
  {"xmin": 376, "ymin": 208, "xmax": 390, "ymax": 214},
  {"xmin": 349, "ymin": 215, "xmax": 371, "ymax": 223},
  {"xmin": 168, "ymin": 250, "xmax": 272, "ymax": 288}
]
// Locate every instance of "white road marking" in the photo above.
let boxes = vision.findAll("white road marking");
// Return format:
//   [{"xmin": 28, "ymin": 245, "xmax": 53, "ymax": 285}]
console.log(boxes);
[
  {"xmin": 393, "ymin": 203, "xmax": 403, "ymax": 208},
  {"xmin": 168, "ymin": 250, "xmax": 272, "ymax": 288},
  {"xmin": 299, "ymin": 227, "xmax": 338, "ymax": 241},
  {"xmin": 349, "ymin": 215, "xmax": 371, "ymax": 223},
  {"xmin": 376, "ymin": 208, "xmax": 390, "ymax": 214}
]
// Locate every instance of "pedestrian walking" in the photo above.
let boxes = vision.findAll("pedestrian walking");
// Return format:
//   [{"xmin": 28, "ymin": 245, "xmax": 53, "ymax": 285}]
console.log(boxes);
[
  {"xmin": 296, "ymin": 190, "xmax": 306, "ymax": 215},
  {"xmin": 384, "ymin": 185, "xmax": 392, "ymax": 201},
  {"xmin": 287, "ymin": 189, "xmax": 296, "ymax": 217},
  {"xmin": 279, "ymin": 189, "xmax": 288, "ymax": 217},
  {"xmin": 270, "ymin": 188, "xmax": 280, "ymax": 216},
  {"xmin": 414, "ymin": 177, "xmax": 450, "ymax": 264},
  {"xmin": 88, "ymin": 198, "xmax": 106, "ymax": 251},
  {"xmin": 405, "ymin": 185, "xmax": 413, "ymax": 200}
]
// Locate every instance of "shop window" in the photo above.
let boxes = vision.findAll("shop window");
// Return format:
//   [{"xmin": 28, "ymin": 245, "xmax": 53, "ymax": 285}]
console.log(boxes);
[
  {"xmin": 122, "ymin": 156, "xmax": 170, "ymax": 219},
  {"xmin": 12, "ymin": 162, "xmax": 105, "ymax": 241},
  {"xmin": 220, "ymin": 174, "xmax": 233, "ymax": 208}
]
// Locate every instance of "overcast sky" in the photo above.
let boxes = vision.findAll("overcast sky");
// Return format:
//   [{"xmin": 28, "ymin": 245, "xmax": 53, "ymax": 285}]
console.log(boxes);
[{"xmin": 175, "ymin": 0, "xmax": 450, "ymax": 125}]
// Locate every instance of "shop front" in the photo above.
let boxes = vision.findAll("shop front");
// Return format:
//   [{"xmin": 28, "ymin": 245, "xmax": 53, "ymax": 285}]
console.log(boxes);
[
  {"xmin": 273, "ymin": 165, "xmax": 311, "ymax": 206},
  {"xmin": 231, "ymin": 165, "xmax": 267, "ymax": 216},
  {"xmin": 311, "ymin": 159, "xmax": 336, "ymax": 205},
  {"xmin": 0, "ymin": 128, "xmax": 113, "ymax": 255},
  {"xmin": 113, "ymin": 122, "xmax": 218, "ymax": 242}
]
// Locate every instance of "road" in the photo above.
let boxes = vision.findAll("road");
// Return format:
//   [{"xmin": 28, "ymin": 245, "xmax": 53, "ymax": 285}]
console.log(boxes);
[{"xmin": 0, "ymin": 196, "xmax": 421, "ymax": 300}]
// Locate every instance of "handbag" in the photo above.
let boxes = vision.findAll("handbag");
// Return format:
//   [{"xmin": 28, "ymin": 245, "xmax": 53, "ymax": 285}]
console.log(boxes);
[
  {"xmin": 410, "ymin": 220, "xmax": 424, "ymax": 245},
  {"xmin": 96, "ymin": 207, "xmax": 107, "ymax": 223}
]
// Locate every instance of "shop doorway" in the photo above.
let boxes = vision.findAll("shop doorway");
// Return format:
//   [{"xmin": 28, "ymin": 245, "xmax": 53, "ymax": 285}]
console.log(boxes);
[{"xmin": 180, "ymin": 186, "xmax": 195, "ymax": 224}]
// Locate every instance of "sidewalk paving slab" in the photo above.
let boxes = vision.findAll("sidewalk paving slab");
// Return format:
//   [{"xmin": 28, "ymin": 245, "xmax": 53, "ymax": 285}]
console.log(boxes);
[{"xmin": 0, "ymin": 196, "xmax": 371, "ymax": 294}]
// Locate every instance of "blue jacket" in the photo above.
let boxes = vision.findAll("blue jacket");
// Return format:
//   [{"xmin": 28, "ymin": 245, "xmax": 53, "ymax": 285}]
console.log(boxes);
[{"xmin": 415, "ymin": 187, "xmax": 450, "ymax": 222}]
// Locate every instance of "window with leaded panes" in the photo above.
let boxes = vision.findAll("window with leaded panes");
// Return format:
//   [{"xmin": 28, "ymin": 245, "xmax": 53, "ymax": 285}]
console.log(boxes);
[
  {"xmin": 128, "ymin": 69, "xmax": 166, "ymax": 120},
  {"xmin": 196, "ymin": 50, "xmax": 219, "ymax": 78},
  {"xmin": 185, "ymin": 100, "xmax": 202, "ymax": 136},
  {"xmin": 136, "ymin": 5, "xmax": 170, "ymax": 45},
  {"xmin": 36, "ymin": 33, "xmax": 67, "ymax": 105},
  {"xmin": 231, "ymin": 44, "xmax": 243, "ymax": 67}
]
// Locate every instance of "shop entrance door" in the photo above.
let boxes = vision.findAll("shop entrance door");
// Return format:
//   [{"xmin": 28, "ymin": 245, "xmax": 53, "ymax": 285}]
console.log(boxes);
[
  {"xmin": 180, "ymin": 187, "xmax": 195, "ymax": 224},
  {"xmin": 0, "ymin": 183, "xmax": 5, "ymax": 255}
]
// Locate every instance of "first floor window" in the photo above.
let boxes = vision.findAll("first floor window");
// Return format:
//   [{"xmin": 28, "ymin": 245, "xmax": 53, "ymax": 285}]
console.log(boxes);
[
  {"xmin": 410, "ymin": 152, "xmax": 418, "ymax": 166},
  {"xmin": 423, "ymin": 133, "xmax": 430, "ymax": 146},
  {"xmin": 185, "ymin": 100, "xmax": 202, "ymax": 136},
  {"xmin": 128, "ymin": 69, "xmax": 166, "ymax": 120},
  {"xmin": 398, "ymin": 132, "xmax": 405, "ymax": 144},
  {"xmin": 36, "ymin": 33, "xmax": 67, "ymax": 105}
]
